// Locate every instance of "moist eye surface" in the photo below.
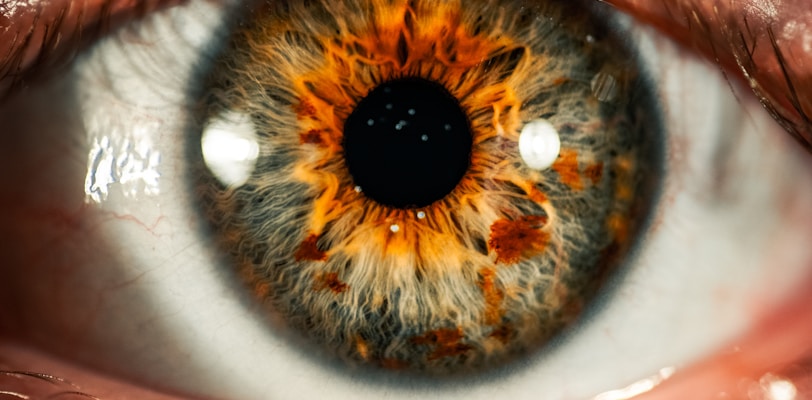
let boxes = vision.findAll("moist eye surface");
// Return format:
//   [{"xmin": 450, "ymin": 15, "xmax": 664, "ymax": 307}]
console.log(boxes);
[{"xmin": 193, "ymin": 0, "xmax": 662, "ymax": 374}]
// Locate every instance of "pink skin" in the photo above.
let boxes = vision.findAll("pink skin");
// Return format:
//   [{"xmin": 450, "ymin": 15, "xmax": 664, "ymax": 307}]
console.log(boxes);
[{"xmin": 0, "ymin": 0, "xmax": 810, "ymax": 398}]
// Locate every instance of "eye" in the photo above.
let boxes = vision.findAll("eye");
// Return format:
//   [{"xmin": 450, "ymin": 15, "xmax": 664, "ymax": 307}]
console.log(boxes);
[{"xmin": 1, "ymin": 1, "xmax": 811, "ymax": 399}]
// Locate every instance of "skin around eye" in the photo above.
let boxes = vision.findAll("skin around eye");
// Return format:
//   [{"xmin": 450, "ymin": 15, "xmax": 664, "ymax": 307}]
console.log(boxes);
[
  {"xmin": 194, "ymin": 0, "xmax": 661, "ymax": 374},
  {"xmin": 0, "ymin": 0, "xmax": 811, "ymax": 399}
]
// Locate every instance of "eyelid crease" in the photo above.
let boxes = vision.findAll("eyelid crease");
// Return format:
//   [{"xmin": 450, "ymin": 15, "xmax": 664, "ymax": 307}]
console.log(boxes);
[
  {"xmin": 0, "ymin": 0, "xmax": 184, "ymax": 101},
  {"xmin": 604, "ymin": 0, "xmax": 812, "ymax": 153}
]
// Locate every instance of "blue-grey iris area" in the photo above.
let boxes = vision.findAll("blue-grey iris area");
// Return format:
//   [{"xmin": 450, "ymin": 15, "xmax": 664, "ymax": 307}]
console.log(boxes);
[{"xmin": 182, "ymin": 0, "xmax": 664, "ymax": 383}]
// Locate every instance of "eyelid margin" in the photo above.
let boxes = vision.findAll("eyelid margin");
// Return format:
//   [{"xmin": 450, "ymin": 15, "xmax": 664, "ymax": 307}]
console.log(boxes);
[
  {"xmin": 632, "ymin": 270, "xmax": 812, "ymax": 400},
  {"xmin": 603, "ymin": 0, "xmax": 812, "ymax": 153},
  {"xmin": 0, "ymin": 0, "xmax": 183, "ymax": 101}
]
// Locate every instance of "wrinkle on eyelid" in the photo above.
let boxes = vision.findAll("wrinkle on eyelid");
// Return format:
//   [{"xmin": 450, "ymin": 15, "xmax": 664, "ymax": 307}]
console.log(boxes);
[
  {"xmin": 0, "ymin": 0, "xmax": 183, "ymax": 99},
  {"xmin": 602, "ymin": 0, "xmax": 812, "ymax": 152}
]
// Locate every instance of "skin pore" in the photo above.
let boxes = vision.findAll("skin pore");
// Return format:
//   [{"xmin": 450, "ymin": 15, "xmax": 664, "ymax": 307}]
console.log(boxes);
[{"xmin": 0, "ymin": 0, "xmax": 810, "ymax": 398}]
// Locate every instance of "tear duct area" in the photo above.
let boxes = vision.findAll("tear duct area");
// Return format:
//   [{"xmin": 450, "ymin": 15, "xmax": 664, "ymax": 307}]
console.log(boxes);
[{"xmin": 195, "ymin": 0, "xmax": 660, "ymax": 373}]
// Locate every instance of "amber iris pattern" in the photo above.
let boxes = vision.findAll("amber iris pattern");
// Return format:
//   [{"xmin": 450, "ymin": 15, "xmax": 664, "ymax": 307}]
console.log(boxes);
[{"xmin": 196, "ymin": 0, "xmax": 660, "ymax": 373}]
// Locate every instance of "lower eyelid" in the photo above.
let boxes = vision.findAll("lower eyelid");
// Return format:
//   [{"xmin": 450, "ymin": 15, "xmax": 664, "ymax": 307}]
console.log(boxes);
[{"xmin": 631, "ymin": 270, "xmax": 812, "ymax": 400}]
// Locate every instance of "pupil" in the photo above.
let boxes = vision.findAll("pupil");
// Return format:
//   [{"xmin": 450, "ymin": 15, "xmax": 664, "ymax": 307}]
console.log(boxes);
[{"xmin": 343, "ymin": 78, "xmax": 472, "ymax": 208}]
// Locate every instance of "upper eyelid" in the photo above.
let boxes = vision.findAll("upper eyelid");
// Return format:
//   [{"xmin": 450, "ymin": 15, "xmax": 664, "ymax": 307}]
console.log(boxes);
[
  {"xmin": 604, "ymin": 0, "xmax": 812, "ymax": 153},
  {"xmin": 0, "ymin": 0, "xmax": 180, "ymax": 100}
]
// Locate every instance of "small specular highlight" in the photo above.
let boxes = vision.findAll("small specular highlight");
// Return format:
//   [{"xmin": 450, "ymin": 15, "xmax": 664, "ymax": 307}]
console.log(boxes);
[{"xmin": 201, "ymin": 111, "xmax": 259, "ymax": 187}]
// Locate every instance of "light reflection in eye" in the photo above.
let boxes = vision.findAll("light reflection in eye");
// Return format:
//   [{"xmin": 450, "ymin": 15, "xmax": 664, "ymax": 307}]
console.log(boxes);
[
  {"xmin": 0, "ymin": 0, "xmax": 808, "ymax": 400},
  {"xmin": 199, "ymin": 111, "xmax": 259, "ymax": 188},
  {"xmin": 758, "ymin": 374, "xmax": 799, "ymax": 400},
  {"xmin": 84, "ymin": 113, "xmax": 163, "ymax": 203},
  {"xmin": 517, "ymin": 118, "xmax": 561, "ymax": 170},
  {"xmin": 593, "ymin": 367, "xmax": 676, "ymax": 400}
]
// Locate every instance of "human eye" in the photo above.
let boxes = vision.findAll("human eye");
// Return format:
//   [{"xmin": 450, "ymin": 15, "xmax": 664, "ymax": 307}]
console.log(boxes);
[{"xmin": 1, "ymin": 0, "xmax": 811, "ymax": 399}]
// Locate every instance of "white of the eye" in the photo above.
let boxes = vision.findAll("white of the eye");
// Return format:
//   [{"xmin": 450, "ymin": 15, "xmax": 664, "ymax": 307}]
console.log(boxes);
[
  {"xmin": 201, "ymin": 111, "xmax": 259, "ymax": 187},
  {"xmin": 518, "ymin": 118, "xmax": 560, "ymax": 170},
  {"xmin": 60, "ymin": 3, "xmax": 812, "ymax": 400}
]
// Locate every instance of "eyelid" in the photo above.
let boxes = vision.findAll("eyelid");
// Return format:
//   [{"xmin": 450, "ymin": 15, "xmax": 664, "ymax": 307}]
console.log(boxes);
[
  {"xmin": 603, "ymin": 0, "xmax": 812, "ymax": 152},
  {"xmin": 0, "ymin": 0, "xmax": 181, "ymax": 100},
  {"xmin": 633, "ymin": 271, "xmax": 812, "ymax": 400}
]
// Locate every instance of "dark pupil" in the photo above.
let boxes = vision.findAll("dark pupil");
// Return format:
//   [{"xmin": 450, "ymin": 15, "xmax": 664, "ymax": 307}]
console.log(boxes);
[{"xmin": 343, "ymin": 77, "xmax": 472, "ymax": 209}]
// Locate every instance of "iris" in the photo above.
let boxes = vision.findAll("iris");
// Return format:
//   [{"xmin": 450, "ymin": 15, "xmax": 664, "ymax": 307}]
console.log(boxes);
[{"xmin": 195, "ymin": 0, "xmax": 661, "ymax": 374}]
